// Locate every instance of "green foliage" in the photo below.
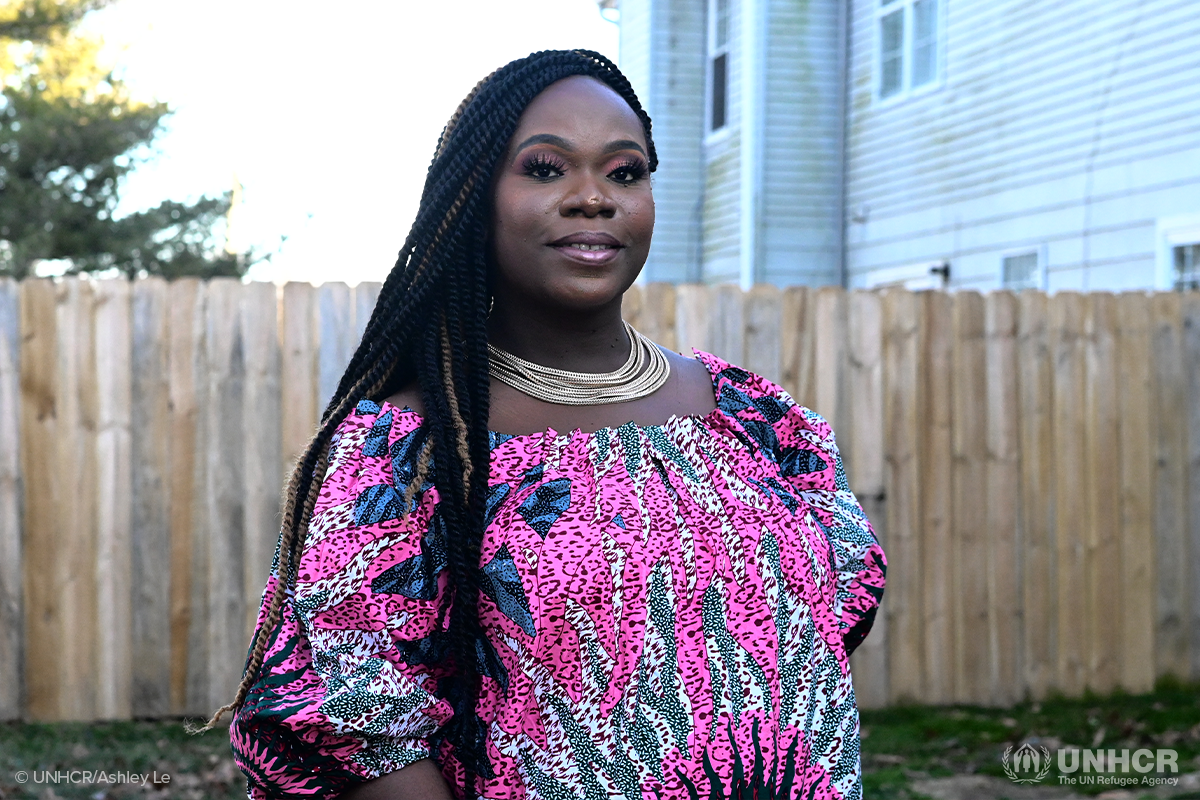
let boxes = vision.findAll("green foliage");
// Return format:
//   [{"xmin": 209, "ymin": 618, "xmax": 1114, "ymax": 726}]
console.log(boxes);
[{"xmin": 0, "ymin": 0, "xmax": 246, "ymax": 279}]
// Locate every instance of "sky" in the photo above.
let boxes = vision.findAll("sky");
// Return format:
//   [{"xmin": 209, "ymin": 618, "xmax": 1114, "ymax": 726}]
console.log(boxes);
[{"xmin": 80, "ymin": 0, "xmax": 620, "ymax": 285}]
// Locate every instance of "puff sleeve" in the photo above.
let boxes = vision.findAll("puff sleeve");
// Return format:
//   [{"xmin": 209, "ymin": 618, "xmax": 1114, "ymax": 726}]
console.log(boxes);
[
  {"xmin": 710, "ymin": 360, "xmax": 887, "ymax": 656},
  {"xmin": 230, "ymin": 400, "xmax": 454, "ymax": 799}
]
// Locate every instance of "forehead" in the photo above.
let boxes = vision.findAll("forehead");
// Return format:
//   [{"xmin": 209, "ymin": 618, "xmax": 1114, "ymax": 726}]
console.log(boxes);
[{"xmin": 508, "ymin": 76, "xmax": 646, "ymax": 151}]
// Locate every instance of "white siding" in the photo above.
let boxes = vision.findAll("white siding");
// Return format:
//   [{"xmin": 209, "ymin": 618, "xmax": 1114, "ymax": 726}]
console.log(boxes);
[
  {"xmin": 702, "ymin": 0, "xmax": 743, "ymax": 283},
  {"xmin": 845, "ymin": 0, "xmax": 1200, "ymax": 290},
  {"xmin": 761, "ymin": 0, "xmax": 843, "ymax": 286},
  {"xmin": 620, "ymin": 0, "xmax": 706, "ymax": 283}
]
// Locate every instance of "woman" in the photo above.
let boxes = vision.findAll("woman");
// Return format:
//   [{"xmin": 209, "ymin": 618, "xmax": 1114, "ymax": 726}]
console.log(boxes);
[{"xmin": 218, "ymin": 50, "xmax": 886, "ymax": 800}]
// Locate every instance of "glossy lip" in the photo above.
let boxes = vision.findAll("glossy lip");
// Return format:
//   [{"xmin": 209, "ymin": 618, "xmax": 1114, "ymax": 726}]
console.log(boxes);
[{"xmin": 548, "ymin": 231, "xmax": 624, "ymax": 265}]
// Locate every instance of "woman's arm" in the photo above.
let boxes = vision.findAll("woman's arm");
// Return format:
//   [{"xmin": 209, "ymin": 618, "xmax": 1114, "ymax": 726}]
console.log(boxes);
[{"xmin": 339, "ymin": 759, "xmax": 453, "ymax": 800}]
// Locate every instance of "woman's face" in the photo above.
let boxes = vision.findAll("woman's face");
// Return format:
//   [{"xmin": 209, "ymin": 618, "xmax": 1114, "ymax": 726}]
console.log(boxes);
[{"xmin": 489, "ymin": 76, "xmax": 654, "ymax": 317}]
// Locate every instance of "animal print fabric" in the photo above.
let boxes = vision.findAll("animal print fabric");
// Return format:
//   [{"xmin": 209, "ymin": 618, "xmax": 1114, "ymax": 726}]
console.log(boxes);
[{"xmin": 230, "ymin": 351, "xmax": 886, "ymax": 800}]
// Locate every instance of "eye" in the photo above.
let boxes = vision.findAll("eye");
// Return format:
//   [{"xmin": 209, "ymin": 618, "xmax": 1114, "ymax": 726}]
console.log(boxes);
[
  {"xmin": 608, "ymin": 158, "xmax": 648, "ymax": 185},
  {"xmin": 522, "ymin": 152, "xmax": 566, "ymax": 180}
]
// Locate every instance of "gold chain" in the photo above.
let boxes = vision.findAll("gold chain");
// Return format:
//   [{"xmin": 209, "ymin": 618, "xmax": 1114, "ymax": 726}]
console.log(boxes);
[{"xmin": 487, "ymin": 322, "xmax": 671, "ymax": 406}]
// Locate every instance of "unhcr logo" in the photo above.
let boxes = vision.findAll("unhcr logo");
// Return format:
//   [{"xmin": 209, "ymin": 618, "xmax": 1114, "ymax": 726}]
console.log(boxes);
[{"xmin": 1002, "ymin": 743, "xmax": 1052, "ymax": 784}]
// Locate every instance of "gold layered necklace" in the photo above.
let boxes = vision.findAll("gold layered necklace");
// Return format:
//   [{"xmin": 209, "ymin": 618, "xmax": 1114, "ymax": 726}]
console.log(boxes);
[{"xmin": 487, "ymin": 321, "xmax": 670, "ymax": 406}]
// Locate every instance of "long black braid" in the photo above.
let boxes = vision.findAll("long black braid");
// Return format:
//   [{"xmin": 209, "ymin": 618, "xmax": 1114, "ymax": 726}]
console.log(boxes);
[{"xmin": 203, "ymin": 49, "xmax": 656, "ymax": 798}]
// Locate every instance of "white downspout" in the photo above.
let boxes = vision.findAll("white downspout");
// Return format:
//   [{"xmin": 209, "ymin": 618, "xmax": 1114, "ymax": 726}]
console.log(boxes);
[{"xmin": 738, "ymin": 0, "xmax": 765, "ymax": 290}]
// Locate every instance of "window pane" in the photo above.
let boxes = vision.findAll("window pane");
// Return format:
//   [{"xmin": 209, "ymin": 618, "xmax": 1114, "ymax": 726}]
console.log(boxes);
[
  {"xmin": 1003, "ymin": 252, "xmax": 1040, "ymax": 290},
  {"xmin": 1175, "ymin": 243, "xmax": 1200, "ymax": 290},
  {"xmin": 711, "ymin": 53, "xmax": 728, "ymax": 130},
  {"xmin": 880, "ymin": 10, "xmax": 904, "ymax": 98},
  {"xmin": 716, "ymin": 0, "xmax": 730, "ymax": 48},
  {"xmin": 912, "ymin": 0, "xmax": 938, "ymax": 86}
]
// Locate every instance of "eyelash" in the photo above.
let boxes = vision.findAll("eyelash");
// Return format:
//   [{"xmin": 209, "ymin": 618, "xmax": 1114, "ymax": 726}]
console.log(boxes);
[{"xmin": 519, "ymin": 154, "xmax": 648, "ymax": 185}]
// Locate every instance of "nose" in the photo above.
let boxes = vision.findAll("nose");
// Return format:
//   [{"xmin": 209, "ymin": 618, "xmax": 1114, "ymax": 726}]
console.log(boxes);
[{"xmin": 559, "ymin": 171, "xmax": 616, "ymax": 218}]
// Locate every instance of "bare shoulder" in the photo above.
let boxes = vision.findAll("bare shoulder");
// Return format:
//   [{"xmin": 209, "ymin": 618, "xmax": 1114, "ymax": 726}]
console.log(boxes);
[
  {"xmin": 662, "ymin": 347, "xmax": 718, "ymax": 414},
  {"xmin": 382, "ymin": 382, "xmax": 425, "ymax": 417}
]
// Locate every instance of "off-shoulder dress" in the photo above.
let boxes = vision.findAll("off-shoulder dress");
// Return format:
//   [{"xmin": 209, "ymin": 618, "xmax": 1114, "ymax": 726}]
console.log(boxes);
[{"xmin": 230, "ymin": 351, "xmax": 886, "ymax": 800}]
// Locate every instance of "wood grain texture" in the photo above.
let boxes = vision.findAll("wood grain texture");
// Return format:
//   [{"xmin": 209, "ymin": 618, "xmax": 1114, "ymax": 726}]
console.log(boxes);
[
  {"xmin": 812, "ymin": 287, "xmax": 847, "ymax": 431},
  {"xmin": 1184, "ymin": 293, "xmax": 1200, "ymax": 681},
  {"xmin": 641, "ymin": 283, "xmax": 677, "ymax": 352},
  {"xmin": 780, "ymin": 287, "xmax": 814, "ymax": 406},
  {"xmin": 204, "ymin": 279, "xmax": 246, "ymax": 711},
  {"xmin": 675, "ymin": 284, "xmax": 712, "ymax": 355},
  {"xmin": 241, "ymin": 283, "xmax": 282, "ymax": 639},
  {"xmin": 846, "ymin": 290, "xmax": 887, "ymax": 708},
  {"xmin": 1051, "ymin": 292, "xmax": 1087, "ymax": 695},
  {"xmin": 1151, "ymin": 292, "xmax": 1188, "ymax": 679},
  {"xmin": 167, "ymin": 279, "xmax": 206, "ymax": 714},
  {"xmin": 1017, "ymin": 292, "xmax": 1055, "ymax": 699},
  {"xmin": 743, "ymin": 284, "xmax": 781, "ymax": 385},
  {"xmin": 709, "ymin": 283, "xmax": 745, "ymax": 365},
  {"xmin": 280, "ymin": 282, "xmax": 318, "ymax": 480},
  {"xmin": 920, "ymin": 291, "xmax": 954, "ymax": 704},
  {"xmin": 354, "ymin": 282, "xmax": 381, "ymax": 348},
  {"xmin": 93, "ymin": 280, "xmax": 133, "ymax": 719},
  {"xmin": 951, "ymin": 292, "xmax": 988, "ymax": 704},
  {"xmin": 1084, "ymin": 294, "xmax": 1120, "ymax": 692},
  {"xmin": 984, "ymin": 291, "xmax": 1020, "ymax": 705},
  {"xmin": 130, "ymin": 278, "xmax": 171, "ymax": 716},
  {"xmin": 1116, "ymin": 293, "xmax": 1155, "ymax": 692},
  {"xmin": 882, "ymin": 289, "xmax": 922, "ymax": 702},
  {"xmin": 0, "ymin": 279, "xmax": 21, "ymax": 720},
  {"xmin": 317, "ymin": 282, "xmax": 354, "ymax": 414}
]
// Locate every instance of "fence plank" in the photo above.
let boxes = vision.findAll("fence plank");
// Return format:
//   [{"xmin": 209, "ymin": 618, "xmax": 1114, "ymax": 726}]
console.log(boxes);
[
  {"xmin": 780, "ymin": 287, "xmax": 814, "ymax": 407},
  {"xmin": 317, "ymin": 282, "xmax": 354, "ymax": 413},
  {"xmin": 984, "ymin": 291, "xmax": 1020, "ymax": 705},
  {"xmin": 204, "ymin": 279, "xmax": 247, "ymax": 711},
  {"xmin": 241, "ymin": 283, "xmax": 282, "ymax": 639},
  {"xmin": 846, "ymin": 290, "xmax": 887, "ymax": 708},
  {"xmin": 882, "ymin": 289, "xmax": 922, "ymax": 702},
  {"xmin": 921, "ymin": 291, "xmax": 954, "ymax": 704},
  {"xmin": 1017, "ymin": 292, "xmax": 1055, "ymax": 699},
  {"xmin": 744, "ymin": 285, "xmax": 781, "ymax": 385},
  {"xmin": 709, "ymin": 283, "xmax": 745, "ymax": 365},
  {"xmin": 813, "ymin": 287, "xmax": 847, "ymax": 431},
  {"xmin": 354, "ymin": 282, "xmax": 382, "ymax": 348},
  {"xmin": 1052, "ymin": 293, "xmax": 1088, "ymax": 695},
  {"xmin": 641, "ymin": 283, "xmax": 677, "ymax": 353},
  {"xmin": 167, "ymin": 279, "xmax": 206, "ymax": 714},
  {"xmin": 1185, "ymin": 293, "xmax": 1200, "ymax": 681},
  {"xmin": 675, "ymin": 284, "xmax": 712, "ymax": 355},
  {"xmin": 1151, "ymin": 292, "xmax": 1188, "ymax": 679},
  {"xmin": 281, "ymin": 282, "xmax": 318, "ymax": 479},
  {"xmin": 0, "ymin": 279, "xmax": 21, "ymax": 720},
  {"xmin": 1116, "ymin": 294, "xmax": 1155, "ymax": 692},
  {"xmin": 130, "ymin": 278, "xmax": 171, "ymax": 716},
  {"xmin": 952, "ymin": 292, "xmax": 989, "ymax": 704},
  {"xmin": 93, "ymin": 280, "xmax": 133, "ymax": 719},
  {"xmin": 1085, "ymin": 294, "xmax": 1121, "ymax": 693}
]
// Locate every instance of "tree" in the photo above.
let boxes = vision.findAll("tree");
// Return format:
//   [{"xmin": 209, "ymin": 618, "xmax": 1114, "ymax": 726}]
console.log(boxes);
[{"xmin": 0, "ymin": 0, "xmax": 245, "ymax": 279}]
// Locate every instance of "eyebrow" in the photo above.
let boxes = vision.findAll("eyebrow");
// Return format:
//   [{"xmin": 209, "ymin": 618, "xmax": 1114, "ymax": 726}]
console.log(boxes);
[{"xmin": 512, "ymin": 133, "xmax": 647, "ymax": 158}]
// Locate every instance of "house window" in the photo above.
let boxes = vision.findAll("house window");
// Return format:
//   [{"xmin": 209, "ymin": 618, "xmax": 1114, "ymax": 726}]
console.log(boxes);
[
  {"xmin": 1175, "ymin": 243, "xmax": 1200, "ymax": 290},
  {"xmin": 708, "ymin": 0, "xmax": 731, "ymax": 132},
  {"xmin": 878, "ymin": 0, "xmax": 941, "ymax": 101},
  {"xmin": 1002, "ymin": 251, "xmax": 1042, "ymax": 291}
]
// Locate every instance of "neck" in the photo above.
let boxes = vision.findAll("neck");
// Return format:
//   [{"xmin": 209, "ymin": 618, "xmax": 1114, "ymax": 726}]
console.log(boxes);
[{"xmin": 487, "ymin": 298, "xmax": 630, "ymax": 373}]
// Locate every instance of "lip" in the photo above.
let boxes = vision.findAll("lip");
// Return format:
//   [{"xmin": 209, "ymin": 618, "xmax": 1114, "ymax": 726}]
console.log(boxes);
[{"xmin": 548, "ymin": 231, "xmax": 625, "ymax": 265}]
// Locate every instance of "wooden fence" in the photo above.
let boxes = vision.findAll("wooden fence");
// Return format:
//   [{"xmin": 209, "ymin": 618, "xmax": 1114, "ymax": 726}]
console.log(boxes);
[{"xmin": 0, "ymin": 277, "xmax": 1197, "ymax": 721}]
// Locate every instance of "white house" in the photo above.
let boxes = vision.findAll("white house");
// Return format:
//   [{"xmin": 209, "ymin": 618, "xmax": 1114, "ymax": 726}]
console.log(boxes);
[{"xmin": 614, "ymin": 0, "xmax": 1200, "ymax": 291}]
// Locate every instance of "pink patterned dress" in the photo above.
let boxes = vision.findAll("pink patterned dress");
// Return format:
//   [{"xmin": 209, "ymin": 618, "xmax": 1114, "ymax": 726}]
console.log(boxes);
[{"xmin": 230, "ymin": 351, "xmax": 886, "ymax": 800}]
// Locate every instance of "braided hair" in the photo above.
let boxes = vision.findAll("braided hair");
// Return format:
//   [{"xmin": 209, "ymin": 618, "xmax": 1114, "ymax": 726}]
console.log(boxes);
[{"xmin": 203, "ymin": 49, "xmax": 656, "ymax": 797}]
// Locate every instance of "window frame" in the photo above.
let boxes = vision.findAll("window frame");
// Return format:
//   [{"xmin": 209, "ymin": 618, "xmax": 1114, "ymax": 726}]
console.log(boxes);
[
  {"xmin": 874, "ymin": 0, "xmax": 946, "ymax": 106},
  {"xmin": 999, "ymin": 246, "xmax": 1047, "ymax": 292},
  {"xmin": 705, "ymin": 0, "xmax": 734, "ymax": 142},
  {"xmin": 1156, "ymin": 213, "xmax": 1200, "ymax": 290}
]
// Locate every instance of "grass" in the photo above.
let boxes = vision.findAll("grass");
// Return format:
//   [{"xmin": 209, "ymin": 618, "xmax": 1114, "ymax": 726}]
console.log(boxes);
[
  {"xmin": 862, "ymin": 679, "xmax": 1200, "ymax": 799},
  {"xmin": 0, "ymin": 682, "xmax": 1197, "ymax": 799}
]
